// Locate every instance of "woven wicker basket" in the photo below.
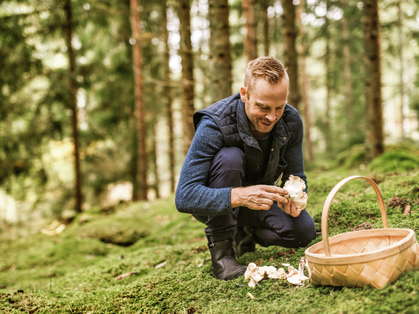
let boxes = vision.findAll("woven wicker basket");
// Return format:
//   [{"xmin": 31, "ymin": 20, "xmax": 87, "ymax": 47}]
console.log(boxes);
[{"xmin": 305, "ymin": 176, "xmax": 419, "ymax": 289}]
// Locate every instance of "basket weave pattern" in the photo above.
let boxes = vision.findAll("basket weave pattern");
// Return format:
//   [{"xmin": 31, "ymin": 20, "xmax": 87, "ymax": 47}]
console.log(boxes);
[
  {"xmin": 308, "ymin": 233, "xmax": 419, "ymax": 289},
  {"xmin": 305, "ymin": 176, "xmax": 419, "ymax": 289}
]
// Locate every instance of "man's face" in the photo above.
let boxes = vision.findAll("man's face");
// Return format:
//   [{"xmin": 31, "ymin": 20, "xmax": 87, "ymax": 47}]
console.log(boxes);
[{"xmin": 240, "ymin": 78, "xmax": 288, "ymax": 138}]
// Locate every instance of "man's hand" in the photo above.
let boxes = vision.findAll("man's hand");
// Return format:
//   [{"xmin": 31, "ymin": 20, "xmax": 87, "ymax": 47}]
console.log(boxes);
[
  {"xmin": 279, "ymin": 201, "xmax": 301, "ymax": 217},
  {"xmin": 231, "ymin": 185, "xmax": 289, "ymax": 210}
]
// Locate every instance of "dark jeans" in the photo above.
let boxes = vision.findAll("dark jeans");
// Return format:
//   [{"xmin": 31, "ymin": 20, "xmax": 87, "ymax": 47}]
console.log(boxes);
[{"xmin": 193, "ymin": 147, "xmax": 316, "ymax": 248}]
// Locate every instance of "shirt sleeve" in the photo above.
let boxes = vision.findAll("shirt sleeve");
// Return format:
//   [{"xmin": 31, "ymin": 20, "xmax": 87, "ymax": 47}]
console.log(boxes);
[
  {"xmin": 175, "ymin": 116, "xmax": 233, "ymax": 216},
  {"xmin": 282, "ymin": 114, "xmax": 308, "ymax": 193}
]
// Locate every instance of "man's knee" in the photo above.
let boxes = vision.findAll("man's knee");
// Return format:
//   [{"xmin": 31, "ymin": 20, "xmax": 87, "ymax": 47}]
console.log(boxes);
[
  {"xmin": 211, "ymin": 147, "xmax": 245, "ymax": 172},
  {"xmin": 254, "ymin": 211, "xmax": 316, "ymax": 248},
  {"xmin": 292, "ymin": 213, "xmax": 316, "ymax": 247}
]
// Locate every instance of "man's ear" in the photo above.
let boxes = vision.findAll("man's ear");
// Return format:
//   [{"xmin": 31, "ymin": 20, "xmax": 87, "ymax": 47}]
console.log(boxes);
[{"xmin": 240, "ymin": 86, "xmax": 247, "ymax": 103}]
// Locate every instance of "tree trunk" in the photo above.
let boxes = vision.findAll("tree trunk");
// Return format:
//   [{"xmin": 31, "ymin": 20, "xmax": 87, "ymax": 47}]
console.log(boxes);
[
  {"xmin": 364, "ymin": 0, "xmax": 384, "ymax": 161},
  {"xmin": 178, "ymin": 0, "xmax": 195, "ymax": 156},
  {"xmin": 208, "ymin": 0, "xmax": 232, "ymax": 102},
  {"xmin": 397, "ymin": 0, "xmax": 405, "ymax": 140},
  {"xmin": 162, "ymin": 2, "xmax": 175, "ymax": 193},
  {"xmin": 262, "ymin": 0, "xmax": 270, "ymax": 56},
  {"xmin": 64, "ymin": 0, "xmax": 83, "ymax": 213},
  {"xmin": 130, "ymin": 122, "xmax": 138, "ymax": 201},
  {"xmin": 130, "ymin": 0, "xmax": 147, "ymax": 200},
  {"xmin": 243, "ymin": 0, "xmax": 257, "ymax": 61},
  {"xmin": 280, "ymin": 0, "xmax": 299, "ymax": 111},
  {"xmin": 324, "ymin": 2, "xmax": 332, "ymax": 153},
  {"xmin": 151, "ymin": 122, "xmax": 160, "ymax": 199},
  {"xmin": 297, "ymin": 0, "xmax": 314, "ymax": 162},
  {"xmin": 342, "ymin": 8, "xmax": 353, "ymax": 122}
]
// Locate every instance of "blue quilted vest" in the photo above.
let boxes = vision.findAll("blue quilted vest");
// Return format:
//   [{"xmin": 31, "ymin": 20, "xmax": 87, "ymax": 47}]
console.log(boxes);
[{"xmin": 193, "ymin": 93, "xmax": 302, "ymax": 185}]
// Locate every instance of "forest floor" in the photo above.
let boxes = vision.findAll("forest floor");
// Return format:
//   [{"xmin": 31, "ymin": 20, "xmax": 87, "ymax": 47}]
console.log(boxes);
[{"xmin": 1, "ymin": 163, "xmax": 419, "ymax": 313}]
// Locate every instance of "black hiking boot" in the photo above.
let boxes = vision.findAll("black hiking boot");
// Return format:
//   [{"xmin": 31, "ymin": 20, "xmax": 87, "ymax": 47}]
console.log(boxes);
[
  {"xmin": 207, "ymin": 237, "xmax": 246, "ymax": 281},
  {"xmin": 234, "ymin": 227, "xmax": 256, "ymax": 258}
]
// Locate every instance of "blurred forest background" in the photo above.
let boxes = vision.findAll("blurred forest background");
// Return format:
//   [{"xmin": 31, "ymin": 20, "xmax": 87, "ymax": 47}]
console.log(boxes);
[{"xmin": 1, "ymin": 0, "xmax": 419, "ymax": 237}]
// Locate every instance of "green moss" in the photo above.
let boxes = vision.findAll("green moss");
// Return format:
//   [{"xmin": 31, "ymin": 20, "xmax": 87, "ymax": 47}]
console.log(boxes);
[
  {"xmin": 78, "ymin": 217, "xmax": 149, "ymax": 246},
  {"xmin": 369, "ymin": 150, "xmax": 419, "ymax": 173},
  {"xmin": 334, "ymin": 144, "xmax": 366, "ymax": 169},
  {"xmin": 1, "ymin": 170, "xmax": 419, "ymax": 313}
]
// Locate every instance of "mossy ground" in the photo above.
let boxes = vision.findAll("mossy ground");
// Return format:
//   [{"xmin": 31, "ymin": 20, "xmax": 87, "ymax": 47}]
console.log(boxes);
[{"xmin": 1, "ymin": 165, "xmax": 419, "ymax": 313}]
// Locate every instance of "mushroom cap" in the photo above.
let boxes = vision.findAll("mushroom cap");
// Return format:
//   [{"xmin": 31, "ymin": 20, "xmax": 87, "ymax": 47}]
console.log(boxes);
[
  {"xmin": 287, "ymin": 274, "xmax": 303, "ymax": 285},
  {"xmin": 287, "ymin": 266, "xmax": 298, "ymax": 277},
  {"xmin": 283, "ymin": 175, "xmax": 308, "ymax": 211},
  {"xmin": 245, "ymin": 263, "xmax": 264, "ymax": 287},
  {"xmin": 284, "ymin": 175, "xmax": 306, "ymax": 193}
]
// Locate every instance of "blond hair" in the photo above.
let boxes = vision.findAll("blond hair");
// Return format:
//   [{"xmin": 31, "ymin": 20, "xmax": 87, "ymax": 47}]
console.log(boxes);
[{"xmin": 244, "ymin": 57, "xmax": 288, "ymax": 96}]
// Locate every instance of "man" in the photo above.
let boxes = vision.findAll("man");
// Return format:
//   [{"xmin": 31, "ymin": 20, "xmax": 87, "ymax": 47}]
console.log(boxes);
[{"xmin": 175, "ymin": 57, "xmax": 316, "ymax": 281}]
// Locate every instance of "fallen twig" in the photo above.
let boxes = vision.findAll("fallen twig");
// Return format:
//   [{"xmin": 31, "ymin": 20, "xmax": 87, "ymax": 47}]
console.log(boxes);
[
  {"xmin": 403, "ymin": 205, "xmax": 412, "ymax": 216},
  {"xmin": 235, "ymin": 284, "xmax": 246, "ymax": 287},
  {"xmin": 115, "ymin": 272, "xmax": 138, "ymax": 280},
  {"xmin": 155, "ymin": 261, "xmax": 167, "ymax": 269},
  {"xmin": 21, "ymin": 300, "xmax": 30, "ymax": 314},
  {"xmin": 65, "ymin": 299, "xmax": 74, "ymax": 314}
]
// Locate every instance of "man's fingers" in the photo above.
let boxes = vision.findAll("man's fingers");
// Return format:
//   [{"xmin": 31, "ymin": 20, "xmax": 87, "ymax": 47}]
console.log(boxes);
[
  {"xmin": 262, "ymin": 185, "xmax": 288, "ymax": 195},
  {"xmin": 275, "ymin": 195, "xmax": 289, "ymax": 204},
  {"xmin": 291, "ymin": 203, "xmax": 302, "ymax": 217}
]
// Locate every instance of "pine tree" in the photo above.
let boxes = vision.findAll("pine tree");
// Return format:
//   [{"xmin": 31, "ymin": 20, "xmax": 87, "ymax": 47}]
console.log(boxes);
[
  {"xmin": 364, "ymin": 0, "xmax": 384, "ymax": 160},
  {"xmin": 208, "ymin": 0, "xmax": 232, "ymax": 102}
]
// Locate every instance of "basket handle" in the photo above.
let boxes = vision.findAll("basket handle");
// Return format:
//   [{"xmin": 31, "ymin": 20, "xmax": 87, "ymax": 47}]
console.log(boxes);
[{"xmin": 321, "ymin": 176, "xmax": 388, "ymax": 257}]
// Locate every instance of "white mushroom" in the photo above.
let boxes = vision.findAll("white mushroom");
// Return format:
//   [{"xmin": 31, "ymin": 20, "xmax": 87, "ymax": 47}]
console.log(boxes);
[
  {"xmin": 287, "ymin": 275, "xmax": 303, "ymax": 285},
  {"xmin": 298, "ymin": 257, "xmax": 309, "ymax": 281},
  {"xmin": 286, "ymin": 258, "xmax": 309, "ymax": 285},
  {"xmin": 287, "ymin": 266, "xmax": 297, "ymax": 276},
  {"xmin": 244, "ymin": 263, "xmax": 264, "ymax": 287},
  {"xmin": 283, "ymin": 175, "xmax": 308, "ymax": 211},
  {"xmin": 244, "ymin": 263, "xmax": 286, "ymax": 287},
  {"xmin": 267, "ymin": 267, "xmax": 286, "ymax": 280}
]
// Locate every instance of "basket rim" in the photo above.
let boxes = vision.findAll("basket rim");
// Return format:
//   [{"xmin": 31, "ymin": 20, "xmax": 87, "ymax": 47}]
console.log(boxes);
[{"xmin": 305, "ymin": 228, "xmax": 416, "ymax": 265}]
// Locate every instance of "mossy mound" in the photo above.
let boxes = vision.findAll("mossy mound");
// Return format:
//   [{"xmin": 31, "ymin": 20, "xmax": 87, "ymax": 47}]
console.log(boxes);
[
  {"xmin": 78, "ymin": 217, "xmax": 149, "ymax": 246},
  {"xmin": 369, "ymin": 150, "xmax": 419, "ymax": 173},
  {"xmin": 334, "ymin": 144, "xmax": 366, "ymax": 169}
]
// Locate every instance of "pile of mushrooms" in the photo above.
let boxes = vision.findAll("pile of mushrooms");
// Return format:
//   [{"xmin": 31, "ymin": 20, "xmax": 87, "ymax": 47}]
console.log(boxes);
[{"xmin": 244, "ymin": 257, "xmax": 309, "ymax": 287}]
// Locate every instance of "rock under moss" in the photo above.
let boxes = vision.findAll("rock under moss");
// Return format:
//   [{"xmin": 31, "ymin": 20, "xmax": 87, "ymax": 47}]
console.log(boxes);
[{"xmin": 79, "ymin": 218, "xmax": 149, "ymax": 246}]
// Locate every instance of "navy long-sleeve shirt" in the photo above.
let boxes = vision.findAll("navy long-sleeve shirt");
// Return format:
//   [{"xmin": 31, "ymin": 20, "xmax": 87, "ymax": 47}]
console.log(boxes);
[{"xmin": 175, "ymin": 115, "xmax": 306, "ymax": 216}]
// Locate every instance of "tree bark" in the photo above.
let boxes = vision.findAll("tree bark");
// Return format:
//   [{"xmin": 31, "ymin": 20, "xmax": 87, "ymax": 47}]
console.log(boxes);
[
  {"xmin": 342, "ymin": 8, "xmax": 353, "ymax": 122},
  {"xmin": 151, "ymin": 122, "xmax": 160, "ymax": 199},
  {"xmin": 64, "ymin": 0, "xmax": 83, "ymax": 213},
  {"xmin": 130, "ymin": 0, "xmax": 148, "ymax": 200},
  {"xmin": 208, "ymin": 0, "xmax": 232, "ymax": 103},
  {"xmin": 397, "ymin": 0, "xmax": 405, "ymax": 140},
  {"xmin": 243, "ymin": 0, "xmax": 257, "ymax": 61},
  {"xmin": 178, "ymin": 0, "xmax": 195, "ymax": 156},
  {"xmin": 262, "ymin": 0, "xmax": 270, "ymax": 56},
  {"xmin": 364, "ymin": 0, "xmax": 384, "ymax": 161},
  {"xmin": 280, "ymin": 0, "xmax": 299, "ymax": 111},
  {"xmin": 324, "ymin": 0, "xmax": 332, "ymax": 153},
  {"xmin": 297, "ymin": 0, "xmax": 314, "ymax": 162},
  {"xmin": 162, "ymin": 2, "xmax": 175, "ymax": 193}
]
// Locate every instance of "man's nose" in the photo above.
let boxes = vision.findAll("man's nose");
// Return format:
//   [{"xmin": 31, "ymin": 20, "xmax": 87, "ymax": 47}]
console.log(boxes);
[{"xmin": 266, "ymin": 110, "xmax": 276, "ymax": 122}]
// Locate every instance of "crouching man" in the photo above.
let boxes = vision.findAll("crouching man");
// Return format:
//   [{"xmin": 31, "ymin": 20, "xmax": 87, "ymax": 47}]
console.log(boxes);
[{"xmin": 175, "ymin": 57, "xmax": 316, "ymax": 280}]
